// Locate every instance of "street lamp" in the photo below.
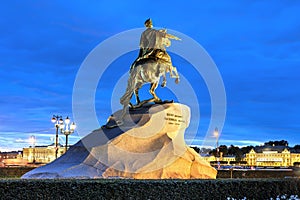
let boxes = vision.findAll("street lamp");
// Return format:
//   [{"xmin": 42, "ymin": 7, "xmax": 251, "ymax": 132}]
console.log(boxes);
[
  {"xmin": 213, "ymin": 127, "xmax": 220, "ymax": 169},
  {"xmin": 59, "ymin": 116, "xmax": 76, "ymax": 152},
  {"xmin": 29, "ymin": 135, "xmax": 36, "ymax": 163},
  {"xmin": 51, "ymin": 115, "xmax": 63, "ymax": 159},
  {"xmin": 214, "ymin": 127, "xmax": 219, "ymax": 157}
]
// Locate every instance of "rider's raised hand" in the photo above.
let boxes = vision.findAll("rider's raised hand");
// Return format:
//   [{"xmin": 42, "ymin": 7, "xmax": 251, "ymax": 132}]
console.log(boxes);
[{"xmin": 175, "ymin": 36, "xmax": 181, "ymax": 41}]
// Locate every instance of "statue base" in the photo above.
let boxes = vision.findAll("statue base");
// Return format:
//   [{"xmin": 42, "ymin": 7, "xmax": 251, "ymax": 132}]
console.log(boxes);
[{"xmin": 22, "ymin": 103, "xmax": 217, "ymax": 179}]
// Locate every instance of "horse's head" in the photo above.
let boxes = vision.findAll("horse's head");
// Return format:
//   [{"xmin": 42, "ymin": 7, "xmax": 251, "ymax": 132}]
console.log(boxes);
[{"xmin": 162, "ymin": 37, "xmax": 171, "ymax": 47}]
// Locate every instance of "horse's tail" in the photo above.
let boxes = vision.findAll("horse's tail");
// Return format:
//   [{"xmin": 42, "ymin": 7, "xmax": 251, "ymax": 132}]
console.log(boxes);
[{"xmin": 120, "ymin": 71, "xmax": 136, "ymax": 106}]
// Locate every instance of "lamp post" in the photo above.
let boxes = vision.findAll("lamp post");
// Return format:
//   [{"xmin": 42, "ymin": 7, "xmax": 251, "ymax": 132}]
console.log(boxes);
[
  {"xmin": 214, "ymin": 127, "xmax": 219, "ymax": 157},
  {"xmin": 213, "ymin": 127, "xmax": 220, "ymax": 169},
  {"xmin": 51, "ymin": 115, "xmax": 63, "ymax": 159},
  {"xmin": 29, "ymin": 135, "xmax": 36, "ymax": 163},
  {"xmin": 59, "ymin": 116, "xmax": 76, "ymax": 152}
]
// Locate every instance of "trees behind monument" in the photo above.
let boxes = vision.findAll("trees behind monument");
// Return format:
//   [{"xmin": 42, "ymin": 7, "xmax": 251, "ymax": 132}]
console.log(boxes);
[{"xmin": 193, "ymin": 140, "xmax": 300, "ymax": 158}]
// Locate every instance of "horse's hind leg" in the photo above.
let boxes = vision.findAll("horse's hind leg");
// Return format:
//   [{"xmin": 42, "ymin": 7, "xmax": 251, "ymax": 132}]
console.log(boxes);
[
  {"xmin": 134, "ymin": 83, "xmax": 142, "ymax": 105},
  {"xmin": 149, "ymin": 82, "xmax": 161, "ymax": 102},
  {"xmin": 161, "ymin": 73, "xmax": 167, "ymax": 87}
]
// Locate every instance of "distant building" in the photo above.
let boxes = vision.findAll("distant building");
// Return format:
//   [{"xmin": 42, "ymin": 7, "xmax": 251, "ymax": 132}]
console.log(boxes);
[
  {"xmin": 244, "ymin": 146, "xmax": 300, "ymax": 167},
  {"xmin": 202, "ymin": 145, "xmax": 300, "ymax": 167},
  {"xmin": 22, "ymin": 144, "xmax": 66, "ymax": 164},
  {"xmin": 201, "ymin": 154, "xmax": 237, "ymax": 165},
  {"xmin": 0, "ymin": 144, "xmax": 68, "ymax": 167},
  {"xmin": 0, "ymin": 151, "xmax": 21, "ymax": 160},
  {"xmin": 223, "ymin": 155, "xmax": 236, "ymax": 164},
  {"xmin": 0, "ymin": 151, "xmax": 25, "ymax": 166}
]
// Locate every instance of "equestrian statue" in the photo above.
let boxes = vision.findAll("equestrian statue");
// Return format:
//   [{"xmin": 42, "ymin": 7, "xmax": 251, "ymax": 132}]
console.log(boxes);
[{"xmin": 117, "ymin": 19, "xmax": 181, "ymax": 126}]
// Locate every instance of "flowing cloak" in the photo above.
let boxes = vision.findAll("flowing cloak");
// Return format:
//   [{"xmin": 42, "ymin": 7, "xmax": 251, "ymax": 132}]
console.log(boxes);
[
  {"xmin": 129, "ymin": 28, "xmax": 168, "ymax": 72},
  {"xmin": 140, "ymin": 28, "xmax": 166, "ymax": 51}
]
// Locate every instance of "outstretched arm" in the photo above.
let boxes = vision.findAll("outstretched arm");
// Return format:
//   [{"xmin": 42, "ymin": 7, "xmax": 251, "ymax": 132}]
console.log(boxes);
[
  {"xmin": 159, "ymin": 29, "xmax": 181, "ymax": 41},
  {"xmin": 166, "ymin": 33, "xmax": 181, "ymax": 41}
]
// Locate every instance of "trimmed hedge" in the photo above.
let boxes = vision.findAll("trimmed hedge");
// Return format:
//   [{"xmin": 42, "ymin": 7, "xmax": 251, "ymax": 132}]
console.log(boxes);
[{"xmin": 0, "ymin": 179, "xmax": 299, "ymax": 199}]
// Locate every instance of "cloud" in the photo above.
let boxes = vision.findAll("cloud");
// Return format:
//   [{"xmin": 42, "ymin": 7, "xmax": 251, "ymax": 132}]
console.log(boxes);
[{"xmin": 15, "ymin": 138, "xmax": 27, "ymax": 143}]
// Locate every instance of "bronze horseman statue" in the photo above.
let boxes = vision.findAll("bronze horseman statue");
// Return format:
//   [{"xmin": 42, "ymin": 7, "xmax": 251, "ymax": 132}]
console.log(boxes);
[{"xmin": 118, "ymin": 19, "xmax": 181, "ymax": 125}]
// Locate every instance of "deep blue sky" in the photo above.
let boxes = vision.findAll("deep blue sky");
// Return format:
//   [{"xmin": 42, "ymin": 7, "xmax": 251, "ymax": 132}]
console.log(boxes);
[{"xmin": 1, "ymin": 1, "xmax": 300, "ymax": 151}]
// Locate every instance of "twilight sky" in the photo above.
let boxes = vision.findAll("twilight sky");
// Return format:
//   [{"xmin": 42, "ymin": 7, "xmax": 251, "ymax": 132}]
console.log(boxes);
[{"xmin": 0, "ymin": 1, "xmax": 300, "ymax": 151}]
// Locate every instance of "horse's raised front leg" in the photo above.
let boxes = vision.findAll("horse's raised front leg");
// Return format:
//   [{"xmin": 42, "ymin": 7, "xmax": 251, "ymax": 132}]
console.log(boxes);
[
  {"xmin": 161, "ymin": 73, "xmax": 167, "ymax": 87},
  {"xmin": 169, "ymin": 65, "xmax": 180, "ymax": 84}
]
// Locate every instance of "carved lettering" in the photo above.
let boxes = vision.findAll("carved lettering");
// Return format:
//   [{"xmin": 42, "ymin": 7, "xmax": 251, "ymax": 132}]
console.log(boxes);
[{"xmin": 164, "ymin": 113, "xmax": 185, "ymax": 126}]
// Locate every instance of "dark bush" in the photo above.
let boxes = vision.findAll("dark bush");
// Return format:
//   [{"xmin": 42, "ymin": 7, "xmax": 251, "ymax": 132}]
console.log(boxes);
[{"xmin": 0, "ymin": 179, "xmax": 299, "ymax": 199}]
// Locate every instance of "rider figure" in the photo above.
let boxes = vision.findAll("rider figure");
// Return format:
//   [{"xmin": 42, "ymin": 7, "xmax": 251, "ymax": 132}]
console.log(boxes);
[{"xmin": 130, "ymin": 18, "xmax": 180, "ymax": 72}]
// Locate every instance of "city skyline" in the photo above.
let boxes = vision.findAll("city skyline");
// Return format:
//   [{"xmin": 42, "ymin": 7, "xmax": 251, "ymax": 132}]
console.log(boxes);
[
  {"xmin": 1, "ymin": 1, "xmax": 300, "ymax": 151},
  {"xmin": 1, "ymin": 139, "xmax": 299, "ymax": 155}
]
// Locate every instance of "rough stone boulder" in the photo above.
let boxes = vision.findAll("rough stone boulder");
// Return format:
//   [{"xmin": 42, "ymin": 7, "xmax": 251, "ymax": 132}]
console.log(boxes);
[{"xmin": 22, "ymin": 103, "xmax": 217, "ymax": 179}]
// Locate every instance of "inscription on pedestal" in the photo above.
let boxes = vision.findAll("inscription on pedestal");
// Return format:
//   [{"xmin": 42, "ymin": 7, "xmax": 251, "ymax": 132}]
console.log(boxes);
[{"xmin": 164, "ymin": 113, "xmax": 186, "ymax": 125}]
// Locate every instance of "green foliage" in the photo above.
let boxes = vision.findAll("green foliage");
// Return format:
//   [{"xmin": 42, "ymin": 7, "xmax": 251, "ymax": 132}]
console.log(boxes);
[
  {"xmin": 264, "ymin": 140, "xmax": 288, "ymax": 146},
  {"xmin": 200, "ymin": 147, "xmax": 212, "ymax": 154},
  {"xmin": 219, "ymin": 145, "xmax": 228, "ymax": 155},
  {"xmin": 227, "ymin": 145, "xmax": 243, "ymax": 161},
  {"xmin": 294, "ymin": 162, "xmax": 300, "ymax": 167},
  {"xmin": 295, "ymin": 145, "xmax": 300, "ymax": 149},
  {"xmin": 241, "ymin": 146, "xmax": 254, "ymax": 154},
  {"xmin": 206, "ymin": 140, "xmax": 296, "ymax": 157}
]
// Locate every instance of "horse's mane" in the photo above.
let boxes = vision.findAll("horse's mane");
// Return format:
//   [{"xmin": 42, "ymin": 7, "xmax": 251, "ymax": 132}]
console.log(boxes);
[{"xmin": 135, "ymin": 57, "xmax": 158, "ymax": 66}]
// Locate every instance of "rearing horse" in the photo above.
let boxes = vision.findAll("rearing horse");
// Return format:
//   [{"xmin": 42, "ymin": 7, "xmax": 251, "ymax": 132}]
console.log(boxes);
[
  {"xmin": 120, "ymin": 50, "xmax": 179, "ymax": 109},
  {"xmin": 110, "ymin": 37, "xmax": 180, "ymax": 127}
]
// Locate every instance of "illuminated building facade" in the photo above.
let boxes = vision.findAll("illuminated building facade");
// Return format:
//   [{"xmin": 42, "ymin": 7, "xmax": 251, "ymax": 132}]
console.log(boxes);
[
  {"xmin": 245, "ymin": 148, "xmax": 300, "ymax": 167},
  {"xmin": 202, "ymin": 154, "xmax": 236, "ymax": 165},
  {"xmin": 202, "ymin": 146, "xmax": 300, "ymax": 167},
  {"xmin": 0, "ymin": 151, "xmax": 25, "ymax": 166},
  {"xmin": 22, "ymin": 144, "xmax": 66, "ymax": 164}
]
